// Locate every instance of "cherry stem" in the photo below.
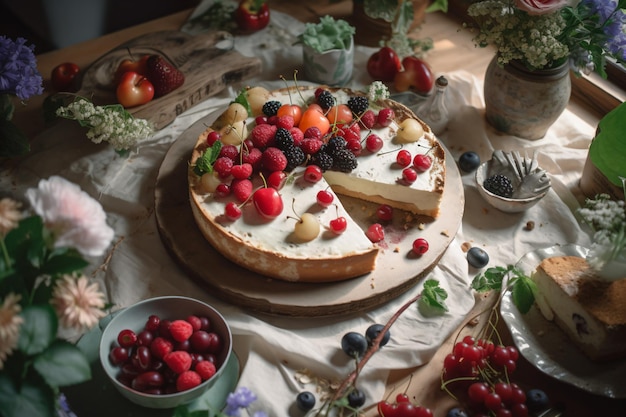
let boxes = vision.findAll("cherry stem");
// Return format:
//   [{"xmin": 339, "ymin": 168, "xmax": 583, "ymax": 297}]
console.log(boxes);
[{"xmin": 326, "ymin": 292, "xmax": 424, "ymax": 406}]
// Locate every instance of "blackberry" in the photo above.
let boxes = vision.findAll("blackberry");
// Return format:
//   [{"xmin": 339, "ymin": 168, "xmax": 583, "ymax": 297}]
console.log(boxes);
[
  {"xmin": 483, "ymin": 174, "xmax": 514, "ymax": 198},
  {"xmin": 332, "ymin": 148, "xmax": 358, "ymax": 173},
  {"xmin": 309, "ymin": 151, "xmax": 333, "ymax": 171},
  {"xmin": 317, "ymin": 90, "xmax": 336, "ymax": 109},
  {"xmin": 262, "ymin": 100, "xmax": 281, "ymax": 117},
  {"xmin": 326, "ymin": 136, "xmax": 347, "ymax": 156},
  {"xmin": 274, "ymin": 127, "xmax": 294, "ymax": 150},
  {"xmin": 347, "ymin": 96, "xmax": 369, "ymax": 115},
  {"xmin": 283, "ymin": 145, "xmax": 306, "ymax": 171}
]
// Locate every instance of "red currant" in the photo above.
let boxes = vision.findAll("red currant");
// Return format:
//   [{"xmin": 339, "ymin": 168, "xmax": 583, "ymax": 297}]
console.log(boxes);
[
  {"xmin": 206, "ymin": 130, "xmax": 221, "ymax": 146},
  {"xmin": 215, "ymin": 183, "xmax": 231, "ymax": 198},
  {"xmin": 376, "ymin": 204, "xmax": 393, "ymax": 221},
  {"xmin": 329, "ymin": 217, "xmax": 347, "ymax": 234},
  {"xmin": 402, "ymin": 167, "xmax": 418, "ymax": 183},
  {"xmin": 366, "ymin": 223, "xmax": 385, "ymax": 242},
  {"xmin": 396, "ymin": 393, "xmax": 410, "ymax": 403},
  {"xmin": 304, "ymin": 165, "xmax": 323, "ymax": 183},
  {"xmin": 316, "ymin": 190, "xmax": 334, "ymax": 207},
  {"xmin": 412, "ymin": 238, "xmax": 429, "ymax": 255},
  {"xmin": 365, "ymin": 134, "xmax": 383, "ymax": 152},
  {"xmin": 468, "ymin": 382, "xmax": 490, "ymax": 405},
  {"xmin": 224, "ymin": 202, "xmax": 242, "ymax": 221},
  {"xmin": 267, "ymin": 171, "xmax": 287, "ymax": 189}
]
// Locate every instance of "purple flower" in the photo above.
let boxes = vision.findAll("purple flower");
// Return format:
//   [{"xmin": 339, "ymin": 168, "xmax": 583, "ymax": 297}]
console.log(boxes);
[
  {"xmin": 0, "ymin": 36, "xmax": 43, "ymax": 100},
  {"xmin": 223, "ymin": 387, "xmax": 258, "ymax": 417}
]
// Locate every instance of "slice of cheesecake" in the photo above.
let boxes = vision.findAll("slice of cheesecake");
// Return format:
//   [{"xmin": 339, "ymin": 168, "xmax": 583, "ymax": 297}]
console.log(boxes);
[{"xmin": 532, "ymin": 255, "xmax": 626, "ymax": 361}]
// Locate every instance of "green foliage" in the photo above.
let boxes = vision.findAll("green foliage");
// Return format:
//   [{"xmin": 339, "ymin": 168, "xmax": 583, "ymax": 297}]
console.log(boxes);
[
  {"xmin": 418, "ymin": 278, "xmax": 449, "ymax": 313},
  {"xmin": 194, "ymin": 141, "xmax": 223, "ymax": 176},
  {"xmin": 471, "ymin": 265, "xmax": 536, "ymax": 314},
  {"xmin": 297, "ymin": 15, "xmax": 355, "ymax": 52}
]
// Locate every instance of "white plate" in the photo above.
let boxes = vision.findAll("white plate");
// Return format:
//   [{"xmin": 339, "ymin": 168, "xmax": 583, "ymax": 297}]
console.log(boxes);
[{"xmin": 500, "ymin": 244, "xmax": 626, "ymax": 398}]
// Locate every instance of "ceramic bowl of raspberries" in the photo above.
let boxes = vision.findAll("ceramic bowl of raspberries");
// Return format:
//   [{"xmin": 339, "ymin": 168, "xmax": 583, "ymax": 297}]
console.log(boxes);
[
  {"xmin": 475, "ymin": 150, "xmax": 551, "ymax": 213},
  {"xmin": 99, "ymin": 296, "xmax": 232, "ymax": 409}
]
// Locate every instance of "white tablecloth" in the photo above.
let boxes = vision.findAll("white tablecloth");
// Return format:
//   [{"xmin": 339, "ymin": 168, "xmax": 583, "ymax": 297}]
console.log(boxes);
[{"xmin": 1, "ymin": 9, "xmax": 597, "ymax": 417}]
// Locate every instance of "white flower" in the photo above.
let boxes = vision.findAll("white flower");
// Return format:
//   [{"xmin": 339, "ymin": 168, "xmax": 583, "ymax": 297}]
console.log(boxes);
[
  {"xmin": 368, "ymin": 81, "xmax": 390, "ymax": 102},
  {"xmin": 51, "ymin": 275, "xmax": 106, "ymax": 330},
  {"xmin": 0, "ymin": 198, "xmax": 21, "ymax": 237},
  {"xmin": 0, "ymin": 293, "xmax": 23, "ymax": 369},
  {"xmin": 25, "ymin": 176, "xmax": 114, "ymax": 257}
]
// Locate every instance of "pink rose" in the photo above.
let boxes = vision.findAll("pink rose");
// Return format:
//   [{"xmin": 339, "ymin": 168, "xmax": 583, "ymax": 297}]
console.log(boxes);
[{"xmin": 515, "ymin": 0, "xmax": 569, "ymax": 15}]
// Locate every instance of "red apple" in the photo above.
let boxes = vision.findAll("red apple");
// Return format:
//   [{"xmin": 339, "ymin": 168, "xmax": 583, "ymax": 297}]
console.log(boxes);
[
  {"xmin": 116, "ymin": 71, "xmax": 155, "ymax": 108},
  {"xmin": 114, "ymin": 53, "xmax": 150, "ymax": 84},
  {"xmin": 367, "ymin": 47, "xmax": 401, "ymax": 81},
  {"xmin": 51, "ymin": 62, "xmax": 80, "ymax": 91},
  {"xmin": 394, "ymin": 56, "xmax": 434, "ymax": 95}
]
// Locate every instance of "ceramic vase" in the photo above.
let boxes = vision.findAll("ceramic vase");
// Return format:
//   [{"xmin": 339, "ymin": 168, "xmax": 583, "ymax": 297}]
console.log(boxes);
[
  {"xmin": 302, "ymin": 37, "xmax": 354, "ymax": 86},
  {"xmin": 483, "ymin": 56, "xmax": 571, "ymax": 140}
]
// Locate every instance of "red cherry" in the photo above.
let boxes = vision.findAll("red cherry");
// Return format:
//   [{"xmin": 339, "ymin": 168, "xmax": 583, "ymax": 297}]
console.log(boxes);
[
  {"xmin": 412, "ymin": 238, "xmax": 429, "ymax": 255},
  {"xmin": 377, "ymin": 401, "xmax": 398, "ymax": 417},
  {"xmin": 224, "ymin": 202, "xmax": 242, "ymax": 221},
  {"xmin": 366, "ymin": 223, "xmax": 385, "ymax": 242},
  {"xmin": 253, "ymin": 187, "xmax": 284, "ymax": 219},
  {"xmin": 117, "ymin": 329, "xmax": 137, "ymax": 348},
  {"xmin": 316, "ymin": 190, "xmax": 334, "ymax": 207},
  {"xmin": 395, "ymin": 393, "xmax": 410, "ymax": 403},
  {"xmin": 402, "ymin": 167, "xmax": 418, "ymax": 183},
  {"xmin": 413, "ymin": 154, "xmax": 432, "ymax": 172},
  {"xmin": 365, "ymin": 133, "xmax": 383, "ymax": 152},
  {"xmin": 267, "ymin": 171, "xmax": 287, "ymax": 189},
  {"xmin": 206, "ymin": 131, "xmax": 221, "ymax": 146},
  {"xmin": 304, "ymin": 165, "xmax": 323, "ymax": 183},
  {"xmin": 414, "ymin": 406, "xmax": 434, "ymax": 417},
  {"xmin": 329, "ymin": 217, "xmax": 347, "ymax": 234},
  {"xmin": 378, "ymin": 108, "xmax": 395, "ymax": 127},
  {"xmin": 376, "ymin": 204, "xmax": 393, "ymax": 221},
  {"xmin": 215, "ymin": 183, "xmax": 231, "ymax": 198},
  {"xmin": 396, "ymin": 150, "xmax": 412, "ymax": 167}
]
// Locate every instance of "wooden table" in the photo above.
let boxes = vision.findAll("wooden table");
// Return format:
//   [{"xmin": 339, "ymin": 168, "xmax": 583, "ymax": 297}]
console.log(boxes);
[{"xmin": 11, "ymin": 2, "xmax": 625, "ymax": 416}]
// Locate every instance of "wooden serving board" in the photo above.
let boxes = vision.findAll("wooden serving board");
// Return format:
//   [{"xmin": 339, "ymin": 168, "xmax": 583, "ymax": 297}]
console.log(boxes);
[
  {"xmin": 154, "ymin": 111, "xmax": 465, "ymax": 317},
  {"xmin": 74, "ymin": 30, "xmax": 262, "ymax": 130}
]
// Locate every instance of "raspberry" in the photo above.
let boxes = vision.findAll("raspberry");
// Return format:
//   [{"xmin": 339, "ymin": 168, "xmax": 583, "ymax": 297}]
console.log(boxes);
[
  {"xmin": 300, "ymin": 138, "xmax": 323, "ymax": 155},
  {"xmin": 169, "ymin": 320, "xmax": 194, "ymax": 342},
  {"xmin": 276, "ymin": 115, "xmax": 295, "ymax": 130},
  {"xmin": 250, "ymin": 124, "xmax": 277, "ymax": 149},
  {"xmin": 262, "ymin": 147, "xmax": 288, "ymax": 172},
  {"xmin": 231, "ymin": 163, "xmax": 253, "ymax": 179},
  {"xmin": 195, "ymin": 360, "xmax": 217, "ymax": 380},
  {"xmin": 262, "ymin": 100, "xmax": 281, "ymax": 117},
  {"xmin": 218, "ymin": 144, "xmax": 239, "ymax": 161},
  {"xmin": 232, "ymin": 178, "xmax": 253, "ymax": 202},
  {"xmin": 347, "ymin": 96, "xmax": 369, "ymax": 115},
  {"xmin": 164, "ymin": 350, "xmax": 192, "ymax": 374},
  {"xmin": 242, "ymin": 147, "xmax": 262, "ymax": 171},
  {"xmin": 483, "ymin": 174, "xmax": 515, "ymax": 198},
  {"xmin": 359, "ymin": 109, "xmax": 376, "ymax": 129},
  {"xmin": 213, "ymin": 157, "xmax": 233, "ymax": 178},
  {"xmin": 303, "ymin": 126, "xmax": 322, "ymax": 140},
  {"xmin": 150, "ymin": 336, "xmax": 173, "ymax": 359},
  {"xmin": 340, "ymin": 126, "xmax": 360, "ymax": 143},
  {"xmin": 176, "ymin": 370, "xmax": 202, "ymax": 392},
  {"xmin": 290, "ymin": 127, "xmax": 304, "ymax": 146}
]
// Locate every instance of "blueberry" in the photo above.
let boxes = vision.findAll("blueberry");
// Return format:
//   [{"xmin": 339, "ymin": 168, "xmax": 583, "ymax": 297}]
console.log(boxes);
[
  {"xmin": 458, "ymin": 151, "xmax": 480, "ymax": 173},
  {"xmin": 296, "ymin": 391, "xmax": 316, "ymax": 411},
  {"xmin": 446, "ymin": 407, "xmax": 469, "ymax": 417},
  {"xmin": 341, "ymin": 332, "xmax": 368, "ymax": 358},
  {"xmin": 365, "ymin": 324, "xmax": 391, "ymax": 347},
  {"xmin": 526, "ymin": 388, "xmax": 550, "ymax": 412},
  {"xmin": 347, "ymin": 388, "xmax": 366, "ymax": 408},
  {"xmin": 467, "ymin": 247, "xmax": 489, "ymax": 268}
]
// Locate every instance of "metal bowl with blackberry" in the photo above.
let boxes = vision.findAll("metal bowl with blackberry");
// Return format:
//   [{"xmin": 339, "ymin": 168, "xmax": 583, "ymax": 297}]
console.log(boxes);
[{"xmin": 475, "ymin": 150, "xmax": 551, "ymax": 213}]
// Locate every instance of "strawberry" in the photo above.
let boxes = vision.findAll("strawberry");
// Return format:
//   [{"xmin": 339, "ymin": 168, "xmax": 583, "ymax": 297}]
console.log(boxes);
[
  {"xmin": 169, "ymin": 320, "xmax": 193, "ymax": 342},
  {"xmin": 261, "ymin": 147, "xmax": 288, "ymax": 172},
  {"xmin": 176, "ymin": 370, "xmax": 202, "ymax": 392},
  {"xmin": 145, "ymin": 55, "xmax": 185, "ymax": 97},
  {"xmin": 195, "ymin": 360, "xmax": 217, "ymax": 380},
  {"xmin": 164, "ymin": 350, "xmax": 192, "ymax": 374}
]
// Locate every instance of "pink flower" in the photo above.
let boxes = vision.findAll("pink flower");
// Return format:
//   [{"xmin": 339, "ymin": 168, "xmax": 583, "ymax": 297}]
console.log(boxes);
[
  {"xmin": 51, "ymin": 275, "xmax": 106, "ymax": 330},
  {"xmin": 0, "ymin": 293, "xmax": 23, "ymax": 369},
  {"xmin": 515, "ymin": 0, "xmax": 570, "ymax": 15},
  {"xmin": 0, "ymin": 198, "xmax": 21, "ymax": 237},
  {"xmin": 25, "ymin": 176, "xmax": 114, "ymax": 257}
]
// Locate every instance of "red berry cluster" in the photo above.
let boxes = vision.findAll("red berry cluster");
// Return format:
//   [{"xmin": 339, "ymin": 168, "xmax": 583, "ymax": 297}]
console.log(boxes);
[
  {"xmin": 442, "ymin": 336, "xmax": 529, "ymax": 417},
  {"xmin": 108, "ymin": 314, "xmax": 224, "ymax": 394},
  {"xmin": 377, "ymin": 393, "xmax": 433, "ymax": 417},
  {"xmin": 395, "ymin": 150, "xmax": 433, "ymax": 185}
]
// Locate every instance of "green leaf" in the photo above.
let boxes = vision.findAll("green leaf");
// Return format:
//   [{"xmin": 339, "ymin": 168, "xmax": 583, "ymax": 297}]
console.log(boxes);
[
  {"xmin": 193, "ymin": 140, "xmax": 223, "ymax": 176},
  {"xmin": 0, "ymin": 119, "xmax": 30, "ymax": 158},
  {"xmin": 510, "ymin": 275, "xmax": 537, "ymax": 314},
  {"xmin": 470, "ymin": 266, "xmax": 510, "ymax": 292},
  {"xmin": 233, "ymin": 89, "xmax": 252, "ymax": 117},
  {"xmin": 33, "ymin": 340, "xmax": 92, "ymax": 387},
  {"xmin": 419, "ymin": 279, "xmax": 448, "ymax": 312},
  {"xmin": 0, "ymin": 373, "xmax": 56, "ymax": 417},
  {"xmin": 42, "ymin": 249, "xmax": 89, "ymax": 277},
  {"xmin": 426, "ymin": 0, "xmax": 448, "ymax": 13},
  {"xmin": 18, "ymin": 305, "xmax": 57, "ymax": 355},
  {"xmin": 42, "ymin": 94, "xmax": 67, "ymax": 125},
  {"xmin": 173, "ymin": 405, "xmax": 211, "ymax": 417}
]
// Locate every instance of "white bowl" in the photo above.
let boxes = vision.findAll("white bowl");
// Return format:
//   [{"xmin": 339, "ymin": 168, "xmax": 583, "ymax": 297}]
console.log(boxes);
[
  {"xmin": 99, "ymin": 296, "xmax": 232, "ymax": 409},
  {"xmin": 475, "ymin": 159, "xmax": 549, "ymax": 213}
]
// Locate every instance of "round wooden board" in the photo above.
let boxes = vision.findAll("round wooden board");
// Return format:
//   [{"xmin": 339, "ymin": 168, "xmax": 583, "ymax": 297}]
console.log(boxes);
[{"xmin": 155, "ymin": 112, "xmax": 464, "ymax": 317}]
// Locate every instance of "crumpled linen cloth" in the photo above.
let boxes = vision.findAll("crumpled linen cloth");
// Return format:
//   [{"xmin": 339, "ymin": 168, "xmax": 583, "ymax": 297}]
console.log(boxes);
[{"xmin": 0, "ymin": 8, "xmax": 597, "ymax": 417}]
